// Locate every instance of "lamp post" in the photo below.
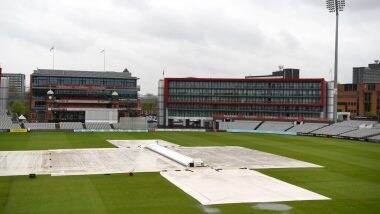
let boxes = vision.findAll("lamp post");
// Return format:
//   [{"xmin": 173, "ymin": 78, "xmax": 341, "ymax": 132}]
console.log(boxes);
[{"xmin": 326, "ymin": 0, "xmax": 345, "ymax": 123}]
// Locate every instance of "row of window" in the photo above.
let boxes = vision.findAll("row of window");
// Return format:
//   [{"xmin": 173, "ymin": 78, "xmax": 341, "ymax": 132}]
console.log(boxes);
[
  {"xmin": 343, "ymin": 84, "xmax": 358, "ymax": 91},
  {"xmin": 32, "ymin": 89, "xmax": 138, "ymax": 99},
  {"xmin": 169, "ymin": 96, "xmax": 321, "ymax": 104},
  {"xmin": 32, "ymin": 101, "xmax": 137, "ymax": 110},
  {"xmin": 168, "ymin": 81, "xmax": 321, "ymax": 89},
  {"xmin": 168, "ymin": 89, "xmax": 321, "ymax": 96},
  {"xmin": 338, "ymin": 102, "xmax": 357, "ymax": 106},
  {"xmin": 168, "ymin": 109, "xmax": 321, "ymax": 118},
  {"xmin": 168, "ymin": 105, "xmax": 322, "ymax": 112},
  {"xmin": 343, "ymin": 83, "xmax": 378, "ymax": 92},
  {"xmin": 33, "ymin": 76, "xmax": 137, "ymax": 88}
]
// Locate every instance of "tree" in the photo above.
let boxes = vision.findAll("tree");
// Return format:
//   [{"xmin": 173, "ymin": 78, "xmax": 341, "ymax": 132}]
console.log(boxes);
[
  {"xmin": 9, "ymin": 100, "xmax": 28, "ymax": 116},
  {"xmin": 141, "ymin": 101, "xmax": 156, "ymax": 115},
  {"xmin": 140, "ymin": 94, "xmax": 158, "ymax": 115}
]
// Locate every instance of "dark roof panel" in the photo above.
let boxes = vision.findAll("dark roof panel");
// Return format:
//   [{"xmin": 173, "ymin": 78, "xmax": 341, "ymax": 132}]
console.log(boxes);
[{"xmin": 33, "ymin": 69, "xmax": 137, "ymax": 79}]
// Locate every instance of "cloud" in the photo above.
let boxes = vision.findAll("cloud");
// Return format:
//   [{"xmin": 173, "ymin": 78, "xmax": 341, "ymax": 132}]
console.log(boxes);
[
  {"xmin": 348, "ymin": 0, "xmax": 380, "ymax": 11},
  {"xmin": 0, "ymin": 0, "xmax": 379, "ymax": 94},
  {"xmin": 0, "ymin": 0, "xmax": 96, "ymax": 52}
]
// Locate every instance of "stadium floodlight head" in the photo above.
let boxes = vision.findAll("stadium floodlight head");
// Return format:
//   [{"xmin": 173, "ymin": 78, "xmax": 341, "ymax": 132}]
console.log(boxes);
[{"xmin": 326, "ymin": 0, "xmax": 345, "ymax": 13}]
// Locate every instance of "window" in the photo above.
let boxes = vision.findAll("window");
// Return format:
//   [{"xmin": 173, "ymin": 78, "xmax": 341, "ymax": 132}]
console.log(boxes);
[
  {"xmin": 344, "ymin": 84, "xmax": 358, "ymax": 91},
  {"xmin": 364, "ymin": 93, "xmax": 372, "ymax": 112},
  {"xmin": 368, "ymin": 83, "xmax": 376, "ymax": 91}
]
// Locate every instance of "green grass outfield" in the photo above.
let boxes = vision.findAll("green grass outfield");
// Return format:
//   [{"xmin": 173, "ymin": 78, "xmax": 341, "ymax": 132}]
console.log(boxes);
[{"xmin": 0, "ymin": 132, "xmax": 379, "ymax": 213}]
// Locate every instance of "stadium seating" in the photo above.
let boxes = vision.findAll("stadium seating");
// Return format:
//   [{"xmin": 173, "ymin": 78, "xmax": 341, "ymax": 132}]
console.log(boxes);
[
  {"xmin": 219, "ymin": 120, "xmax": 262, "ymax": 131},
  {"xmin": 311, "ymin": 124, "xmax": 356, "ymax": 136},
  {"xmin": 311, "ymin": 120, "xmax": 377, "ymax": 136},
  {"xmin": 24, "ymin": 123, "xmax": 56, "ymax": 130},
  {"xmin": 85, "ymin": 122, "xmax": 111, "ymax": 130},
  {"xmin": 340, "ymin": 128, "xmax": 380, "ymax": 139},
  {"xmin": 0, "ymin": 111, "xmax": 13, "ymax": 130},
  {"xmin": 368, "ymin": 134, "xmax": 380, "ymax": 142},
  {"xmin": 286, "ymin": 123, "xmax": 328, "ymax": 134},
  {"xmin": 256, "ymin": 121, "xmax": 294, "ymax": 132},
  {"xmin": 59, "ymin": 122, "xmax": 83, "ymax": 130},
  {"xmin": 3, "ymin": 110, "xmax": 380, "ymax": 142}
]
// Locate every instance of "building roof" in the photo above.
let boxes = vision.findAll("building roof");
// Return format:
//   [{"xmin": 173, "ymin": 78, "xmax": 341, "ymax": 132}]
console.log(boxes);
[
  {"xmin": 2, "ymin": 73, "xmax": 25, "ymax": 77},
  {"xmin": 33, "ymin": 69, "xmax": 137, "ymax": 79},
  {"xmin": 163, "ymin": 77, "xmax": 324, "ymax": 82}
]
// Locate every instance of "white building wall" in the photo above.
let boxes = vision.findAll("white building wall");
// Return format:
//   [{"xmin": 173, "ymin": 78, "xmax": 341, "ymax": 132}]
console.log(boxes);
[
  {"xmin": 118, "ymin": 117, "xmax": 148, "ymax": 130},
  {"xmin": 158, "ymin": 79, "xmax": 165, "ymax": 126},
  {"xmin": 84, "ymin": 108, "xmax": 118, "ymax": 123},
  {"xmin": 327, "ymin": 81, "xmax": 334, "ymax": 122}
]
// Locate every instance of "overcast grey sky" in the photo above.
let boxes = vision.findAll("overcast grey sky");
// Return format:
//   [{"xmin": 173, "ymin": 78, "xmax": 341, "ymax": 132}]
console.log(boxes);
[{"xmin": 0, "ymin": 0, "xmax": 379, "ymax": 94}]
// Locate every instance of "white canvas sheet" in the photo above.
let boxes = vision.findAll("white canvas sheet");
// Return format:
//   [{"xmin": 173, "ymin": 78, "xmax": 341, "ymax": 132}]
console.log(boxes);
[
  {"xmin": 107, "ymin": 139, "xmax": 179, "ymax": 149},
  {"xmin": 0, "ymin": 140, "xmax": 329, "ymax": 205},
  {"xmin": 0, "ymin": 150, "xmax": 50, "ymax": 176},
  {"xmin": 0, "ymin": 148, "xmax": 184, "ymax": 176},
  {"xmin": 0, "ymin": 141, "xmax": 321, "ymax": 177},
  {"xmin": 161, "ymin": 168, "xmax": 330, "ymax": 205},
  {"xmin": 174, "ymin": 146, "xmax": 321, "ymax": 169}
]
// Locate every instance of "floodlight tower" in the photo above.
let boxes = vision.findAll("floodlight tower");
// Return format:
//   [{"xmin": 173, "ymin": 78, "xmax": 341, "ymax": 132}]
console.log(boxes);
[{"xmin": 326, "ymin": 0, "xmax": 345, "ymax": 123}]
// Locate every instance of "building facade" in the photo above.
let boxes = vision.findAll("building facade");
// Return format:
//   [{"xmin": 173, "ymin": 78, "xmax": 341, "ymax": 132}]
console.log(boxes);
[
  {"xmin": 353, "ymin": 61, "xmax": 380, "ymax": 84},
  {"xmin": 158, "ymin": 77, "xmax": 330, "ymax": 128},
  {"xmin": 338, "ymin": 83, "xmax": 380, "ymax": 118},
  {"xmin": 29, "ymin": 69, "xmax": 140, "ymax": 122},
  {"xmin": 0, "ymin": 68, "xmax": 9, "ymax": 111},
  {"xmin": 2, "ymin": 73, "xmax": 25, "ymax": 100}
]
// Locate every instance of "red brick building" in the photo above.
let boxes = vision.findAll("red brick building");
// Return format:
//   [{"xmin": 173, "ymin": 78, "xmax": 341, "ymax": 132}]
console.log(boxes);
[{"xmin": 338, "ymin": 83, "xmax": 380, "ymax": 118}]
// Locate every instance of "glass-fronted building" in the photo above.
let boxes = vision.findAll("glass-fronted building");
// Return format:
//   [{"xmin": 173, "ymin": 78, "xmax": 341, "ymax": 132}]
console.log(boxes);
[
  {"xmin": 2, "ymin": 73, "xmax": 25, "ymax": 100},
  {"xmin": 29, "ymin": 69, "xmax": 140, "ymax": 122},
  {"xmin": 353, "ymin": 61, "xmax": 380, "ymax": 84},
  {"xmin": 158, "ymin": 77, "xmax": 329, "ymax": 128}
]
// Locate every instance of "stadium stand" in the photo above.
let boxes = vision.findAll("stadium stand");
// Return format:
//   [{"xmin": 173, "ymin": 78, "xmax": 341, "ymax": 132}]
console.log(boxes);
[
  {"xmin": 256, "ymin": 121, "xmax": 294, "ymax": 132},
  {"xmin": 311, "ymin": 120, "xmax": 377, "ymax": 136},
  {"xmin": 369, "ymin": 134, "xmax": 380, "ymax": 142},
  {"xmin": 343, "ymin": 120, "xmax": 377, "ymax": 127},
  {"xmin": 219, "ymin": 120, "xmax": 261, "ymax": 131},
  {"xmin": 340, "ymin": 128, "xmax": 380, "ymax": 139},
  {"xmin": 287, "ymin": 123, "xmax": 328, "ymax": 134},
  {"xmin": 85, "ymin": 122, "xmax": 111, "ymax": 130},
  {"xmin": 24, "ymin": 123, "xmax": 56, "ymax": 130},
  {"xmin": 312, "ymin": 124, "xmax": 356, "ymax": 136},
  {"xmin": 59, "ymin": 122, "xmax": 84, "ymax": 130},
  {"xmin": 3, "ymin": 109, "xmax": 380, "ymax": 143},
  {"xmin": 0, "ymin": 111, "xmax": 13, "ymax": 130}
]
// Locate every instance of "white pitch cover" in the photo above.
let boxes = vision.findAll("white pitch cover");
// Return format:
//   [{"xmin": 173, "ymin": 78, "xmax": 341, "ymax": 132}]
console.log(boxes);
[{"xmin": 161, "ymin": 168, "xmax": 330, "ymax": 205}]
